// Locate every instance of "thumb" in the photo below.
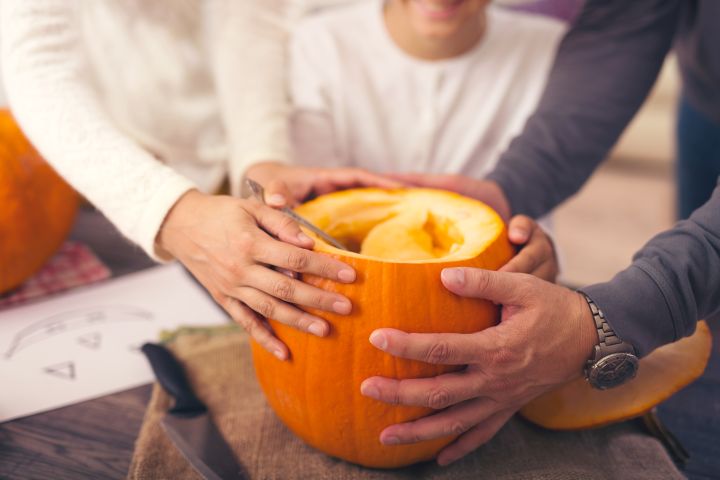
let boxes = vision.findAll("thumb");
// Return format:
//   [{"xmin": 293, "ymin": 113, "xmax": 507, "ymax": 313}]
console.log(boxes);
[
  {"xmin": 441, "ymin": 268, "xmax": 529, "ymax": 305},
  {"xmin": 265, "ymin": 180, "xmax": 293, "ymax": 208}
]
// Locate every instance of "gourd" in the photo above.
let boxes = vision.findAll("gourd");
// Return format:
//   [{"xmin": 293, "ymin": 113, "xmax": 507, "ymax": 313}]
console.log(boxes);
[
  {"xmin": 251, "ymin": 188, "xmax": 514, "ymax": 468},
  {"xmin": 0, "ymin": 109, "xmax": 78, "ymax": 293}
]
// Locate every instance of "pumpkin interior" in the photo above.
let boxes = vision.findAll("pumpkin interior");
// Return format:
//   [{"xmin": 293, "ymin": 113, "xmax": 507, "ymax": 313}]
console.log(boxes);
[{"xmin": 295, "ymin": 189, "xmax": 502, "ymax": 262}]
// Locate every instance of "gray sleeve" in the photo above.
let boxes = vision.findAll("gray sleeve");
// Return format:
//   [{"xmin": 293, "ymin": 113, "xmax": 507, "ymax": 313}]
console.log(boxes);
[
  {"xmin": 486, "ymin": 0, "xmax": 681, "ymax": 218},
  {"xmin": 583, "ymin": 182, "xmax": 720, "ymax": 356}
]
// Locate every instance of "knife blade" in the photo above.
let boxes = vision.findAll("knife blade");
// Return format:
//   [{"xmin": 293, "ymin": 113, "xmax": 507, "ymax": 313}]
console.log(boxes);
[{"xmin": 141, "ymin": 343, "xmax": 247, "ymax": 480}]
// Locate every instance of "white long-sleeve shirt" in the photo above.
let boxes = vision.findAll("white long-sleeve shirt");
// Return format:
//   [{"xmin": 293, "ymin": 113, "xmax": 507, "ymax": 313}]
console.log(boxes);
[
  {"xmin": 290, "ymin": 1, "xmax": 566, "ymax": 181},
  {"xmin": 0, "ymin": 0, "xmax": 354, "ymax": 259}
]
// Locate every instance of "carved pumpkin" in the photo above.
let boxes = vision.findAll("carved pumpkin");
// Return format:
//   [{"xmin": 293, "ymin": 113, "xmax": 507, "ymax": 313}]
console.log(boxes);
[
  {"xmin": 251, "ymin": 188, "xmax": 514, "ymax": 468},
  {"xmin": 520, "ymin": 320, "xmax": 712, "ymax": 430},
  {"xmin": 0, "ymin": 109, "xmax": 78, "ymax": 293}
]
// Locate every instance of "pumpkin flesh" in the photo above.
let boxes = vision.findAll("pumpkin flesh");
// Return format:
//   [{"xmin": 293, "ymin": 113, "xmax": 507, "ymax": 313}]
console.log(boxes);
[
  {"xmin": 520, "ymin": 320, "xmax": 712, "ymax": 430},
  {"xmin": 251, "ymin": 188, "xmax": 514, "ymax": 468}
]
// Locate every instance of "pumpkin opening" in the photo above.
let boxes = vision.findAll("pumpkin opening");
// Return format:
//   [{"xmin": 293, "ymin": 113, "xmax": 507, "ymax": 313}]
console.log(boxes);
[{"xmin": 295, "ymin": 189, "xmax": 499, "ymax": 263}]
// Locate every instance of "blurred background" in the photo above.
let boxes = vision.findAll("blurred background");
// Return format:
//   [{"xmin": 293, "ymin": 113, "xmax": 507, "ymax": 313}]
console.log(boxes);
[
  {"xmin": 0, "ymin": 3, "xmax": 681, "ymax": 289},
  {"xmin": 555, "ymin": 56, "xmax": 678, "ymax": 287}
]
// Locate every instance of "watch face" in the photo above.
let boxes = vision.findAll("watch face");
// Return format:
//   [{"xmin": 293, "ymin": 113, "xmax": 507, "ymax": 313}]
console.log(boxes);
[{"xmin": 588, "ymin": 353, "xmax": 639, "ymax": 390}]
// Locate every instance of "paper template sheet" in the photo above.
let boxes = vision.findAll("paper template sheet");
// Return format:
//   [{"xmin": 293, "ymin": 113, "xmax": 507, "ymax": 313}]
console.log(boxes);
[{"xmin": 0, "ymin": 264, "xmax": 229, "ymax": 423}]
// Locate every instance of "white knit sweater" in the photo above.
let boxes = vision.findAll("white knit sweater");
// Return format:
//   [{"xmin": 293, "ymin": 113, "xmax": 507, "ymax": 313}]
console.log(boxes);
[{"xmin": 1, "ymin": 0, "xmax": 353, "ymax": 259}]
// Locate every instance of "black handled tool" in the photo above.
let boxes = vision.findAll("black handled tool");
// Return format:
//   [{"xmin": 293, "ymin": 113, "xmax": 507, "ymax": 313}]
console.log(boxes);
[{"xmin": 141, "ymin": 343, "xmax": 247, "ymax": 480}]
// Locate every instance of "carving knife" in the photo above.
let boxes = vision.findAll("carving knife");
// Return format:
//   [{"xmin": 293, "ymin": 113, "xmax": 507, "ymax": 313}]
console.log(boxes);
[{"xmin": 141, "ymin": 343, "xmax": 247, "ymax": 480}]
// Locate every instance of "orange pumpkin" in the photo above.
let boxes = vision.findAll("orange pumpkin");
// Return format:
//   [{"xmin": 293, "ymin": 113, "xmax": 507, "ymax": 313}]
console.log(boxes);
[
  {"xmin": 251, "ymin": 188, "xmax": 514, "ymax": 468},
  {"xmin": 520, "ymin": 320, "xmax": 712, "ymax": 430},
  {"xmin": 0, "ymin": 109, "xmax": 78, "ymax": 293}
]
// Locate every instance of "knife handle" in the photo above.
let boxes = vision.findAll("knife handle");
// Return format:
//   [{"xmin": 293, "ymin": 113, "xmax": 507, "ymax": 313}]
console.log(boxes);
[{"xmin": 141, "ymin": 343, "xmax": 207, "ymax": 415}]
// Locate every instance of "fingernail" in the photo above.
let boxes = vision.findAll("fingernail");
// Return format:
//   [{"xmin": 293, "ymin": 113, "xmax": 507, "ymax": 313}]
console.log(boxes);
[
  {"xmin": 309, "ymin": 322, "xmax": 326, "ymax": 336},
  {"xmin": 297, "ymin": 232, "xmax": 313, "ymax": 244},
  {"xmin": 382, "ymin": 435, "xmax": 400, "ymax": 445},
  {"xmin": 273, "ymin": 349, "xmax": 286, "ymax": 360},
  {"xmin": 333, "ymin": 299, "xmax": 352, "ymax": 315},
  {"xmin": 337, "ymin": 268, "xmax": 355, "ymax": 283},
  {"xmin": 510, "ymin": 227, "xmax": 529, "ymax": 241},
  {"xmin": 360, "ymin": 381, "xmax": 380, "ymax": 399},
  {"xmin": 369, "ymin": 330, "xmax": 387, "ymax": 350},
  {"xmin": 441, "ymin": 268, "xmax": 465, "ymax": 286},
  {"xmin": 268, "ymin": 194, "xmax": 286, "ymax": 206}
]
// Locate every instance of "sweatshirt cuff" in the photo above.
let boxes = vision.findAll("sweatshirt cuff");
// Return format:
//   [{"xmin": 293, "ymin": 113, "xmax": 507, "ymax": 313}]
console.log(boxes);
[
  {"xmin": 581, "ymin": 264, "xmax": 678, "ymax": 358},
  {"xmin": 134, "ymin": 176, "xmax": 197, "ymax": 263}
]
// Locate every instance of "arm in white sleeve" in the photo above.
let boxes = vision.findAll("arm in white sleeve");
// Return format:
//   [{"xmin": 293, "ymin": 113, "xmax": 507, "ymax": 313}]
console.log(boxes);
[
  {"xmin": 287, "ymin": 21, "xmax": 343, "ymax": 167},
  {"xmin": 1, "ymin": 0, "xmax": 196, "ymax": 260},
  {"xmin": 205, "ymin": 0, "xmax": 296, "ymax": 195}
]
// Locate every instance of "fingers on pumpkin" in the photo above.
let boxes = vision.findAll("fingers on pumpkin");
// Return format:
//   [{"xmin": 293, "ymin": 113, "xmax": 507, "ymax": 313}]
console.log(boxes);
[
  {"xmin": 378, "ymin": 396, "xmax": 495, "ymax": 445},
  {"xmin": 441, "ymin": 267, "xmax": 530, "ymax": 305},
  {"xmin": 436, "ymin": 408, "xmax": 516, "ymax": 466},
  {"xmin": 264, "ymin": 180, "xmax": 292, "ymax": 207},
  {"xmin": 360, "ymin": 371, "xmax": 478, "ymax": 409},
  {"xmin": 251, "ymin": 239, "xmax": 356, "ymax": 283},
  {"xmin": 250, "ymin": 203, "xmax": 314, "ymax": 248},
  {"xmin": 238, "ymin": 267, "xmax": 352, "ymax": 315},
  {"xmin": 368, "ymin": 329, "xmax": 489, "ymax": 365},
  {"xmin": 223, "ymin": 296, "xmax": 288, "ymax": 360},
  {"xmin": 234, "ymin": 286, "xmax": 329, "ymax": 337}
]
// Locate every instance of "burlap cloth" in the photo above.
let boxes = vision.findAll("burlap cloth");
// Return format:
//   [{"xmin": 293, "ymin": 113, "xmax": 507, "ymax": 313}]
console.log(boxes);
[{"xmin": 128, "ymin": 327, "xmax": 684, "ymax": 480}]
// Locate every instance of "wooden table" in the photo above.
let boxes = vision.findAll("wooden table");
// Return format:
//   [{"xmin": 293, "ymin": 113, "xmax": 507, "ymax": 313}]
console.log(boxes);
[{"xmin": 1, "ymin": 207, "xmax": 719, "ymax": 479}]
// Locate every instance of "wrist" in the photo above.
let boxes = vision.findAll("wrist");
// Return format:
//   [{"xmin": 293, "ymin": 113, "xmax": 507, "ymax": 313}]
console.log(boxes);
[
  {"xmin": 577, "ymin": 292, "xmax": 639, "ymax": 389},
  {"xmin": 575, "ymin": 291, "xmax": 599, "ymax": 368},
  {"xmin": 155, "ymin": 189, "xmax": 205, "ymax": 258}
]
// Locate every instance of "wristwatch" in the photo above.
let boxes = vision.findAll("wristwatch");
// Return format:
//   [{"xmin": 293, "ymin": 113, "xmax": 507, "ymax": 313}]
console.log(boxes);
[{"xmin": 580, "ymin": 293, "xmax": 639, "ymax": 390}]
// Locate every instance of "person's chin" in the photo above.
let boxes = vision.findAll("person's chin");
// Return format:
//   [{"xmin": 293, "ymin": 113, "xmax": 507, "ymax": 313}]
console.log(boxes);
[
  {"xmin": 410, "ymin": 21, "xmax": 461, "ymax": 41},
  {"xmin": 408, "ymin": 0, "xmax": 465, "ymax": 21}
]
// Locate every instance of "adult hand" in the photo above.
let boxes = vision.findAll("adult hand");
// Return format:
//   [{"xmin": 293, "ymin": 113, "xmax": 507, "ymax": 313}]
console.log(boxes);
[
  {"xmin": 156, "ymin": 190, "xmax": 356, "ymax": 360},
  {"xmin": 390, "ymin": 173, "xmax": 558, "ymax": 282},
  {"xmin": 387, "ymin": 172, "xmax": 511, "ymax": 220},
  {"xmin": 500, "ymin": 215, "xmax": 559, "ymax": 282},
  {"xmin": 359, "ymin": 268, "xmax": 597, "ymax": 465},
  {"xmin": 244, "ymin": 161, "xmax": 402, "ymax": 208}
]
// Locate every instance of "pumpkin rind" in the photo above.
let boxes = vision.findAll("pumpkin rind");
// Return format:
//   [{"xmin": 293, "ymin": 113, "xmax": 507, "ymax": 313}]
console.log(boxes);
[
  {"xmin": 0, "ymin": 109, "xmax": 79, "ymax": 293},
  {"xmin": 251, "ymin": 188, "xmax": 514, "ymax": 468},
  {"xmin": 520, "ymin": 320, "xmax": 713, "ymax": 430}
]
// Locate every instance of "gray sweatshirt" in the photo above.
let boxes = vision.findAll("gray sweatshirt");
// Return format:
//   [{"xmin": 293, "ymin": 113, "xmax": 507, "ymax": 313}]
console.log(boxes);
[{"xmin": 486, "ymin": 0, "xmax": 720, "ymax": 357}]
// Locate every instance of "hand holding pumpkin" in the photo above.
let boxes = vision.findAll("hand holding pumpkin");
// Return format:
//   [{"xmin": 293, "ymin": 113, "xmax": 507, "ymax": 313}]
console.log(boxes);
[
  {"xmin": 360, "ymin": 268, "xmax": 597, "ymax": 466},
  {"xmin": 499, "ymin": 215, "xmax": 559, "ymax": 282},
  {"xmin": 386, "ymin": 172, "xmax": 511, "ymax": 220},
  {"xmin": 156, "ymin": 189, "xmax": 357, "ymax": 359},
  {"xmin": 244, "ymin": 161, "xmax": 402, "ymax": 207}
]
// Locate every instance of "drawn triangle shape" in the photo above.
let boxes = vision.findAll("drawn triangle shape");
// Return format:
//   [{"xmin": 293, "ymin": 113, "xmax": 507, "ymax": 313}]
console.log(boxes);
[
  {"xmin": 77, "ymin": 331, "xmax": 102, "ymax": 350},
  {"xmin": 43, "ymin": 361, "xmax": 76, "ymax": 380}
]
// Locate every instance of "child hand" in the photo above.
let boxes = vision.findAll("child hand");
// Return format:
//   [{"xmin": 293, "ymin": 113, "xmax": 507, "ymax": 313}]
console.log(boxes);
[
  {"xmin": 156, "ymin": 190, "xmax": 357, "ymax": 360},
  {"xmin": 244, "ymin": 161, "xmax": 402, "ymax": 208}
]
